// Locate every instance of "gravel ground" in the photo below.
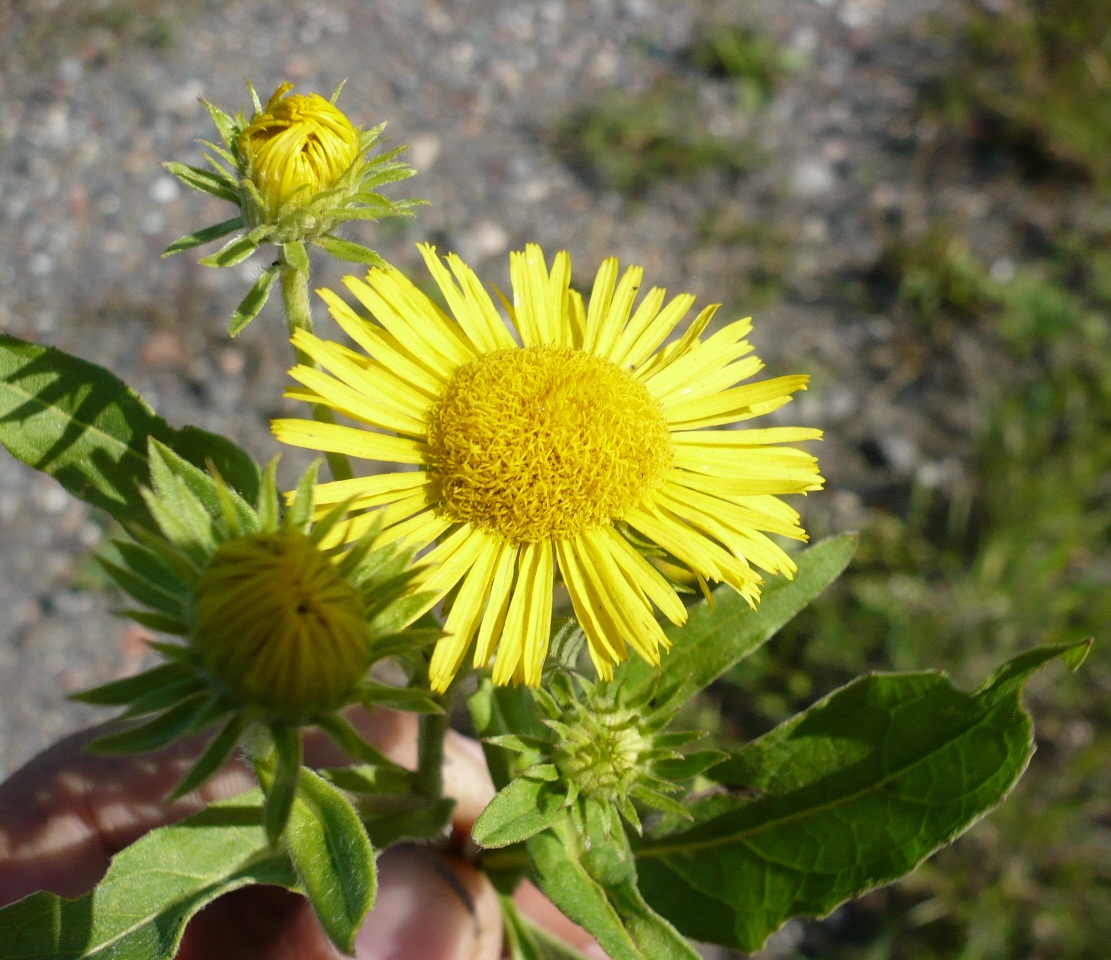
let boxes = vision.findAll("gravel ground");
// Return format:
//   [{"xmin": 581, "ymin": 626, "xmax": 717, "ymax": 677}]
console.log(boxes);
[{"xmin": 0, "ymin": 0, "xmax": 975, "ymax": 787}]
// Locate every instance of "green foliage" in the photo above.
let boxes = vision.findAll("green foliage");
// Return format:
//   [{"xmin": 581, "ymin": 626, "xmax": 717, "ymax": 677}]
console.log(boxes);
[
  {"xmin": 623, "ymin": 534, "xmax": 858, "ymax": 700},
  {"xmin": 284, "ymin": 768, "xmax": 377, "ymax": 954},
  {"xmin": 933, "ymin": 0, "xmax": 1111, "ymax": 181},
  {"xmin": 0, "ymin": 792, "xmax": 294, "ymax": 960},
  {"xmin": 553, "ymin": 83, "xmax": 758, "ymax": 196},
  {"xmin": 635, "ymin": 641, "xmax": 1087, "ymax": 952},
  {"xmin": 685, "ymin": 24, "xmax": 806, "ymax": 110},
  {"xmin": 528, "ymin": 822, "xmax": 700, "ymax": 960},
  {"xmin": 756, "ymin": 216, "xmax": 1110, "ymax": 954},
  {"xmin": 0, "ymin": 335, "xmax": 259, "ymax": 530}
]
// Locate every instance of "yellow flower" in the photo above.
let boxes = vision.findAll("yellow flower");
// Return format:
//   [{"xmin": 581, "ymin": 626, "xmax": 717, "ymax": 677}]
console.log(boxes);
[
  {"xmin": 272, "ymin": 244, "xmax": 823, "ymax": 692},
  {"xmin": 194, "ymin": 530, "xmax": 372, "ymax": 718},
  {"xmin": 242, "ymin": 82, "xmax": 361, "ymax": 217}
]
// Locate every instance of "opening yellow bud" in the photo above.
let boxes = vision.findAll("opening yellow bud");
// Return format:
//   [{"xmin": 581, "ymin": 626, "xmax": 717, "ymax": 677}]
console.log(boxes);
[
  {"xmin": 243, "ymin": 82, "xmax": 361, "ymax": 215},
  {"xmin": 193, "ymin": 531, "xmax": 371, "ymax": 718}
]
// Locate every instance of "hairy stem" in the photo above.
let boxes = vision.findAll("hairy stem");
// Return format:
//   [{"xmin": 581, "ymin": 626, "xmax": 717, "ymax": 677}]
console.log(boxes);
[{"xmin": 414, "ymin": 710, "xmax": 449, "ymax": 800}]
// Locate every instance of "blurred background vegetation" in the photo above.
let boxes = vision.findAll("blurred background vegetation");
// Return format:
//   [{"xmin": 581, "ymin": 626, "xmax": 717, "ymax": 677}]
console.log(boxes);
[{"xmin": 552, "ymin": 1, "xmax": 1111, "ymax": 957}]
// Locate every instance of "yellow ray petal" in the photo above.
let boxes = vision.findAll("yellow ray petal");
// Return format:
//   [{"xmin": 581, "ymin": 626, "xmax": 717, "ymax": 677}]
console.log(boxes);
[
  {"xmin": 555, "ymin": 536, "xmax": 627, "ymax": 674},
  {"xmin": 430, "ymin": 534, "xmax": 505, "ymax": 692},
  {"xmin": 657, "ymin": 473, "xmax": 808, "ymax": 533},
  {"xmin": 565, "ymin": 288, "xmax": 587, "ymax": 351},
  {"xmin": 578, "ymin": 527, "xmax": 670, "ymax": 664},
  {"xmin": 510, "ymin": 244, "xmax": 560, "ymax": 346},
  {"xmin": 472, "ymin": 540, "xmax": 520, "ymax": 668},
  {"xmin": 318, "ymin": 287, "xmax": 447, "ymax": 397},
  {"xmin": 380, "ymin": 508, "xmax": 452, "ymax": 551},
  {"xmin": 433, "ymin": 250, "xmax": 518, "ymax": 353},
  {"xmin": 614, "ymin": 291, "xmax": 696, "ymax": 370},
  {"xmin": 289, "ymin": 327, "xmax": 435, "ymax": 422},
  {"xmin": 592, "ymin": 263, "xmax": 644, "ymax": 361},
  {"xmin": 548, "ymin": 250, "xmax": 574, "ymax": 346},
  {"xmin": 672, "ymin": 427, "xmax": 825, "ymax": 448},
  {"xmin": 624, "ymin": 504, "xmax": 763, "ymax": 599},
  {"xmin": 654, "ymin": 485, "xmax": 799, "ymax": 576},
  {"xmin": 272, "ymin": 419, "xmax": 428, "ymax": 465},
  {"xmin": 634, "ymin": 304, "xmax": 718, "ymax": 382},
  {"xmin": 605, "ymin": 286, "xmax": 663, "ymax": 365},
  {"xmin": 415, "ymin": 524, "xmax": 493, "ymax": 603},
  {"xmin": 287, "ymin": 365, "xmax": 427, "ymax": 436},
  {"xmin": 312, "ymin": 471, "xmax": 429, "ymax": 508},
  {"xmin": 640, "ymin": 318, "xmax": 757, "ymax": 401},
  {"xmin": 345, "ymin": 270, "xmax": 472, "ymax": 380},
  {"xmin": 597, "ymin": 525, "xmax": 688, "ymax": 626},
  {"xmin": 492, "ymin": 540, "xmax": 554, "ymax": 686},
  {"xmin": 583, "ymin": 256, "xmax": 618, "ymax": 350},
  {"xmin": 664, "ymin": 375, "xmax": 810, "ymax": 429},
  {"xmin": 672, "ymin": 447, "xmax": 824, "ymax": 495}
]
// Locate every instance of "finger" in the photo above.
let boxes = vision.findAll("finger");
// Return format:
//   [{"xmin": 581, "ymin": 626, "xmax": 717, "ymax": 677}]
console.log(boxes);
[
  {"xmin": 174, "ymin": 846, "xmax": 502, "ymax": 960},
  {"xmin": 354, "ymin": 846, "xmax": 502, "ymax": 960},
  {"xmin": 0, "ymin": 708, "xmax": 494, "ymax": 905},
  {"xmin": 0, "ymin": 727, "xmax": 253, "ymax": 904}
]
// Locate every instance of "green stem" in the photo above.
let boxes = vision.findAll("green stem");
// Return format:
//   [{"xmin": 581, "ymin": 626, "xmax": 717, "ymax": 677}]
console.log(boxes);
[
  {"xmin": 278, "ymin": 250, "xmax": 354, "ymax": 482},
  {"xmin": 413, "ymin": 710, "xmax": 449, "ymax": 799}
]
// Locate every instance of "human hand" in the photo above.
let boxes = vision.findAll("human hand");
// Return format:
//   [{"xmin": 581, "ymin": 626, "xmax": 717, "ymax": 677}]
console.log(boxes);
[{"xmin": 0, "ymin": 709, "xmax": 602, "ymax": 960}]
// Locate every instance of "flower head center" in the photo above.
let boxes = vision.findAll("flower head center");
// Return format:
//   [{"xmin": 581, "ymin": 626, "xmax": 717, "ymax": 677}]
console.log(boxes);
[
  {"xmin": 193, "ymin": 532, "xmax": 371, "ymax": 718},
  {"xmin": 428, "ymin": 346, "xmax": 673, "ymax": 543}
]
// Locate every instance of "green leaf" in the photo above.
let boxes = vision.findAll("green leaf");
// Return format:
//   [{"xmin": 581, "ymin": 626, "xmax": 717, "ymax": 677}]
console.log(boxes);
[
  {"xmin": 198, "ymin": 234, "xmax": 258, "ymax": 268},
  {"xmin": 502, "ymin": 896, "xmax": 596, "ymax": 960},
  {"xmin": 634, "ymin": 639, "xmax": 1090, "ymax": 952},
  {"xmin": 0, "ymin": 335, "xmax": 175, "ymax": 528},
  {"xmin": 200, "ymin": 98, "xmax": 239, "ymax": 148},
  {"xmin": 0, "ymin": 335, "xmax": 259, "ymax": 529},
  {"xmin": 473, "ymin": 777, "xmax": 568, "ymax": 849},
  {"xmin": 527, "ymin": 823, "xmax": 699, "ymax": 960},
  {"xmin": 70, "ymin": 663, "xmax": 191, "ymax": 707},
  {"xmin": 285, "ymin": 768, "xmax": 376, "ymax": 954},
  {"xmin": 165, "ymin": 426, "xmax": 261, "ymax": 507},
  {"xmin": 357, "ymin": 679, "xmax": 444, "ymax": 714},
  {"xmin": 652, "ymin": 750, "xmax": 726, "ymax": 782},
  {"xmin": 621, "ymin": 534, "xmax": 857, "ymax": 700},
  {"xmin": 313, "ymin": 235, "xmax": 386, "ymax": 266},
  {"xmin": 313, "ymin": 714, "xmax": 412, "ymax": 776},
  {"xmin": 0, "ymin": 792, "xmax": 294, "ymax": 960},
  {"xmin": 162, "ymin": 217, "xmax": 245, "ymax": 257},
  {"xmin": 357, "ymin": 794, "xmax": 456, "ymax": 849},
  {"xmin": 148, "ymin": 439, "xmax": 255, "ymax": 538},
  {"xmin": 227, "ymin": 264, "xmax": 280, "ymax": 337},
  {"xmin": 162, "ymin": 161, "xmax": 240, "ymax": 203},
  {"xmin": 97, "ymin": 557, "xmax": 187, "ymax": 618}
]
